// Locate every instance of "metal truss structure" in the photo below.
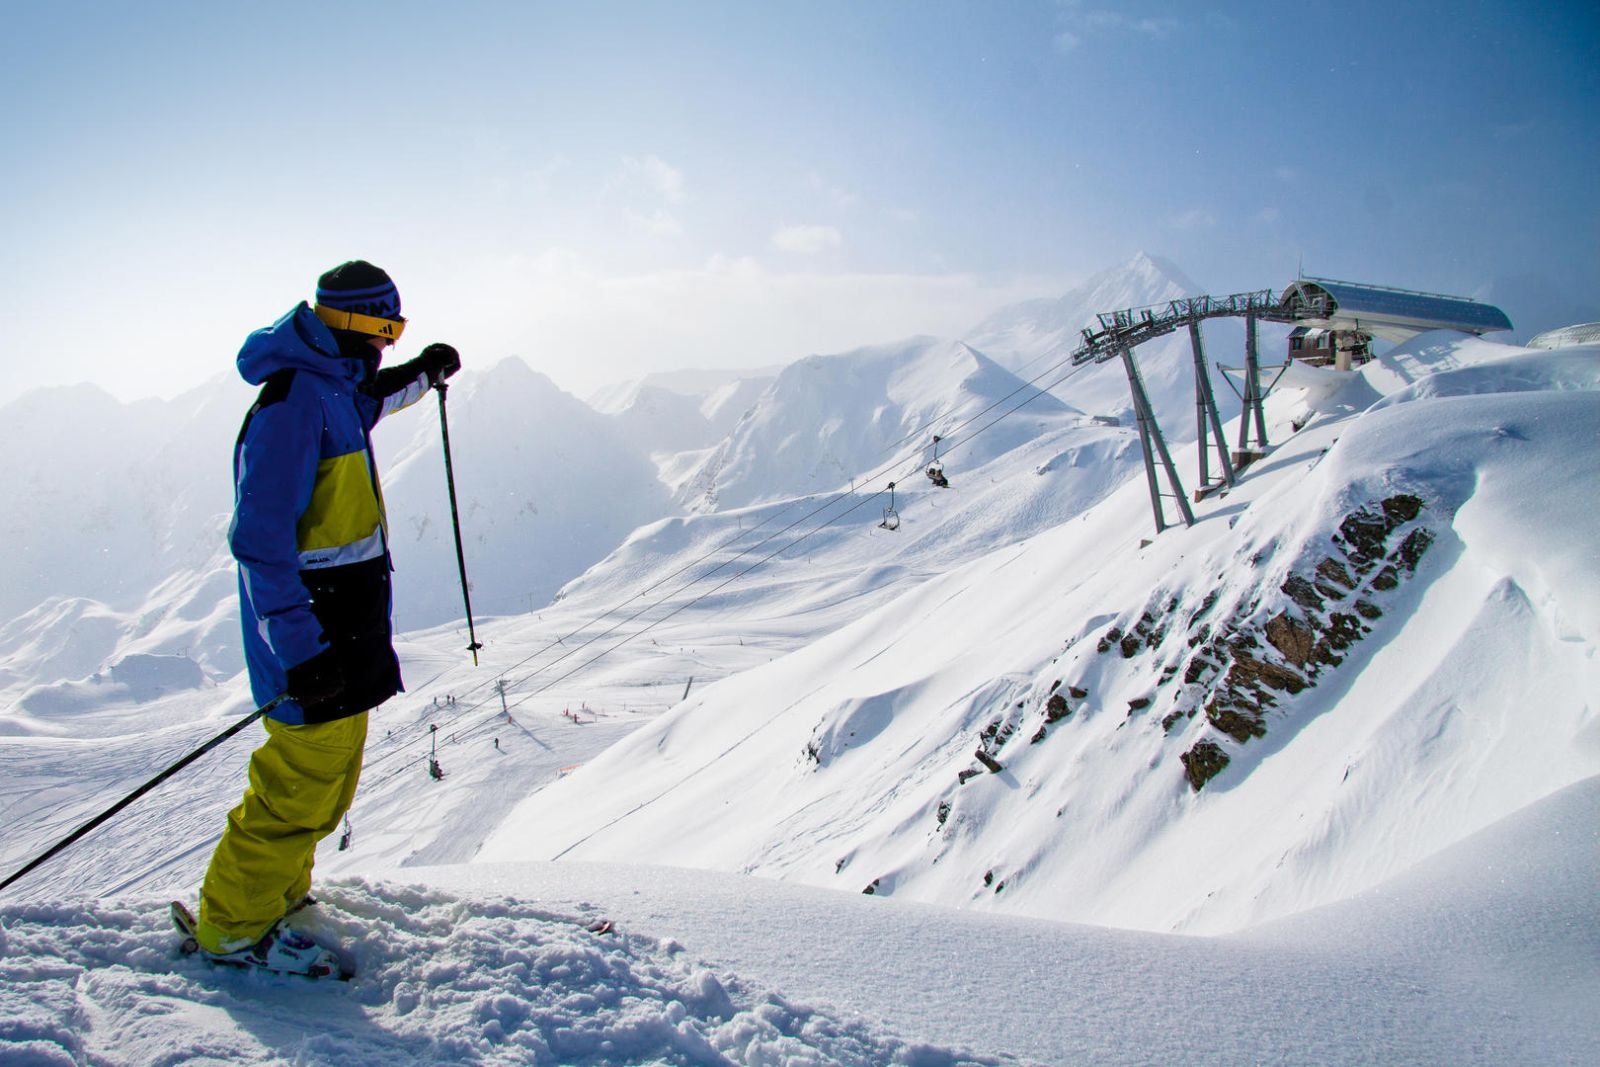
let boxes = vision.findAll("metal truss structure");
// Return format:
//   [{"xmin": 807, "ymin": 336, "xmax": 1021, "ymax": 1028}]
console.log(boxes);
[{"xmin": 1068, "ymin": 289, "xmax": 1302, "ymax": 535}]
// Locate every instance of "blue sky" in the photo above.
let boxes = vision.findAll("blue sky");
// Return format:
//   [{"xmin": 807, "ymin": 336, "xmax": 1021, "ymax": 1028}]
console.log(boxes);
[{"xmin": 2, "ymin": 1, "xmax": 1595, "ymax": 405}]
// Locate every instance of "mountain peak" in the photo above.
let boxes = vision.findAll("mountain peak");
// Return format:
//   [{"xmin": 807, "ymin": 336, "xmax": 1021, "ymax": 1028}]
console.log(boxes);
[
  {"xmin": 964, "ymin": 253, "xmax": 1200, "ymax": 374},
  {"xmin": 672, "ymin": 333, "xmax": 1076, "ymax": 512}
]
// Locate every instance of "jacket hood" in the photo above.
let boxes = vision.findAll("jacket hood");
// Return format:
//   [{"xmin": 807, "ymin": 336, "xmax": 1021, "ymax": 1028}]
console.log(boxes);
[{"xmin": 237, "ymin": 302, "xmax": 368, "ymax": 387}]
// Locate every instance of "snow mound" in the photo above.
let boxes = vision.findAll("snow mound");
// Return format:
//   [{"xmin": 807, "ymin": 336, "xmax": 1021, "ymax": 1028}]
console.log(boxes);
[{"xmin": 0, "ymin": 883, "xmax": 994, "ymax": 1067}]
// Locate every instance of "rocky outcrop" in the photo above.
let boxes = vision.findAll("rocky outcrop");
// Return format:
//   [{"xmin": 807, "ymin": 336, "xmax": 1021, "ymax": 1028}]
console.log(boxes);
[
  {"xmin": 919, "ymin": 493, "xmax": 1437, "ymax": 905},
  {"xmin": 1181, "ymin": 739, "xmax": 1230, "ymax": 790},
  {"xmin": 1030, "ymin": 494, "xmax": 1433, "ymax": 790}
]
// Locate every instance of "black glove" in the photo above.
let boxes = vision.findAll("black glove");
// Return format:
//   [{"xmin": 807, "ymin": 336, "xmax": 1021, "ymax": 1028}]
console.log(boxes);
[
  {"xmin": 285, "ymin": 646, "xmax": 345, "ymax": 711},
  {"xmin": 418, "ymin": 343, "xmax": 461, "ymax": 387}
]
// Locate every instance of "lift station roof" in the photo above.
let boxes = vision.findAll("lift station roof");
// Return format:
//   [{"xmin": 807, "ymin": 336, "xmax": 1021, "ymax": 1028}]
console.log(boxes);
[{"xmin": 1280, "ymin": 277, "xmax": 1512, "ymax": 342}]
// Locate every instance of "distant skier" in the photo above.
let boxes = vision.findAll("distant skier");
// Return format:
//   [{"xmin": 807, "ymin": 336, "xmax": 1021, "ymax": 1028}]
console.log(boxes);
[{"xmin": 188, "ymin": 260, "xmax": 461, "ymax": 974}]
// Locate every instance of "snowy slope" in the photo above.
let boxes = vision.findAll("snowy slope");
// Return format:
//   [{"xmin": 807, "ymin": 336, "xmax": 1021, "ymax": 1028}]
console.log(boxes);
[
  {"xmin": 480, "ymin": 332, "xmax": 1600, "ymax": 936},
  {"xmin": 0, "ymin": 254, "xmax": 1239, "ymax": 700},
  {"xmin": 672, "ymin": 336, "xmax": 1082, "ymax": 512},
  {"xmin": 2, "ymin": 773, "xmax": 1594, "ymax": 1065},
  {"xmin": 0, "ymin": 382, "xmax": 223, "ymax": 622},
  {"xmin": 0, "ymin": 378, "xmax": 248, "ymax": 689},
  {"xmin": 0, "ymin": 357, "xmax": 675, "ymax": 696},
  {"xmin": 375, "ymin": 357, "xmax": 671, "ymax": 629},
  {"xmin": 586, "ymin": 366, "xmax": 781, "ymax": 419},
  {"xmin": 2, "ymin": 261, "xmax": 1596, "ymax": 1064}
]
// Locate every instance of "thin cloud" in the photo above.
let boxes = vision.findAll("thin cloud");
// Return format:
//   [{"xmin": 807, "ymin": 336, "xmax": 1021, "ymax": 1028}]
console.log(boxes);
[
  {"xmin": 807, "ymin": 172, "xmax": 859, "ymax": 209},
  {"xmin": 621, "ymin": 154, "xmax": 686, "ymax": 203},
  {"xmin": 440, "ymin": 253, "xmax": 1070, "ymax": 394},
  {"xmin": 1054, "ymin": 4, "xmax": 1181, "ymax": 49},
  {"xmin": 1170, "ymin": 208, "xmax": 1217, "ymax": 230},
  {"xmin": 627, "ymin": 208, "xmax": 686, "ymax": 239},
  {"xmin": 772, "ymin": 224, "xmax": 843, "ymax": 254}
]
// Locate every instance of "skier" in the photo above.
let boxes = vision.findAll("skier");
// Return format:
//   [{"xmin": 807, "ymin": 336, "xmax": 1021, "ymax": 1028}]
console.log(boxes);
[{"xmin": 187, "ymin": 260, "xmax": 461, "ymax": 975}]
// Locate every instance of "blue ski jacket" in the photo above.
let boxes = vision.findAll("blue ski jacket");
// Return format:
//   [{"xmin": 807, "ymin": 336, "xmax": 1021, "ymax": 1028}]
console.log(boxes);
[{"xmin": 230, "ymin": 303, "xmax": 432, "ymax": 724}]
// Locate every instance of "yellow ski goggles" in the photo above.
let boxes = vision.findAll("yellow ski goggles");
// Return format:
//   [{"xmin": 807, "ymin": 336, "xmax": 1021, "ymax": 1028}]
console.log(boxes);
[{"xmin": 313, "ymin": 303, "xmax": 406, "ymax": 342}]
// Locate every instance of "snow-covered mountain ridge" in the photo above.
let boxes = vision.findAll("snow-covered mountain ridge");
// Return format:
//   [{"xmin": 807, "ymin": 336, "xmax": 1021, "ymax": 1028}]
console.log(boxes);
[
  {"xmin": 481, "ymin": 331, "xmax": 1600, "ymax": 935},
  {"xmin": 669, "ymin": 336, "xmax": 1081, "ymax": 513},
  {"xmin": 0, "ymin": 253, "xmax": 1196, "ymax": 705}
]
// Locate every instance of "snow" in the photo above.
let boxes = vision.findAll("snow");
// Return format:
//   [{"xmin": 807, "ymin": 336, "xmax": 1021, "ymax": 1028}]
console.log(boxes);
[
  {"xmin": 2, "ymin": 255, "xmax": 1597, "ymax": 1064},
  {"xmin": 476, "ymin": 330, "xmax": 1600, "ymax": 942},
  {"xmin": 3, "ymin": 777, "xmax": 1595, "ymax": 1064}
]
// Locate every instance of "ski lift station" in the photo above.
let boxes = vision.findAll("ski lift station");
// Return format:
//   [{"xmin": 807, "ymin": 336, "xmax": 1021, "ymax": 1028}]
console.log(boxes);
[
  {"xmin": 1069, "ymin": 275, "xmax": 1511, "ymax": 534},
  {"xmin": 1279, "ymin": 276, "xmax": 1514, "ymax": 370}
]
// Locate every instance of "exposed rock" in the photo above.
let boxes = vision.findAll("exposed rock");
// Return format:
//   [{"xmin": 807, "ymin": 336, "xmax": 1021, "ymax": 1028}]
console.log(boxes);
[
  {"xmin": 1282, "ymin": 574, "xmax": 1324, "ymax": 613},
  {"xmin": 1045, "ymin": 692, "xmax": 1071, "ymax": 722},
  {"xmin": 1396, "ymin": 527, "xmax": 1434, "ymax": 571},
  {"xmin": 1382, "ymin": 493, "xmax": 1424, "ymax": 525},
  {"xmin": 1181, "ymin": 740, "xmax": 1231, "ymax": 790},
  {"xmin": 1315, "ymin": 557, "xmax": 1356, "ymax": 591},
  {"xmin": 1227, "ymin": 653, "xmax": 1306, "ymax": 694},
  {"xmin": 1339, "ymin": 508, "xmax": 1391, "ymax": 565},
  {"xmin": 1205, "ymin": 701, "xmax": 1265, "ymax": 742},
  {"xmin": 1370, "ymin": 565, "xmax": 1401, "ymax": 591},
  {"xmin": 1263, "ymin": 611, "xmax": 1316, "ymax": 667},
  {"xmin": 1184, "ymin": 656, "xmax": 1216, "ymax": 685}
]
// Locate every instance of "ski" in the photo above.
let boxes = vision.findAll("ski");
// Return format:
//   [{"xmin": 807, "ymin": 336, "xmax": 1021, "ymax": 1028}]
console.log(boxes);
[{"xmin": 170, "ymin": 900, "xmax": 354, "ymax": 981}]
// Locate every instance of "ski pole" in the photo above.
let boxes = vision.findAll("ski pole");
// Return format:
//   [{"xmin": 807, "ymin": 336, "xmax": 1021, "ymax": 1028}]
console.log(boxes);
[
  {"xmin": 436, "ymin": 382, "xmax": 483, "ymax": 665},
  {"xmin": 0, "ymin": 695, "xmax": 286, "ymax": 896}
]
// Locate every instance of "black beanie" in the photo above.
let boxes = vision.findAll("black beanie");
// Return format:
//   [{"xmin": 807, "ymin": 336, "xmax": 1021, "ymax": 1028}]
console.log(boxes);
[{"xmin": 315, "ymin": 260, "xmax": 402, "ymax": 322}]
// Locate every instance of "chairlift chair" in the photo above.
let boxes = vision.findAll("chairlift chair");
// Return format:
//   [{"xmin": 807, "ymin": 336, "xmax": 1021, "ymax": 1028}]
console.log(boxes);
[
  {"xmin": 925, "ymin": 436, "xmax": 950, "ymax": 488},
  {"xmin": 880, "ymin": 481, "xmax": 901, "ymax": 530}
]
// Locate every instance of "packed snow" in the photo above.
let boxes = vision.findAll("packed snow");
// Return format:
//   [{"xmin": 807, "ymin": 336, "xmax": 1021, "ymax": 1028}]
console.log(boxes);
[{"xmin": 2, "ymin": 255, "xmax": 1597, "ymax": 1064}]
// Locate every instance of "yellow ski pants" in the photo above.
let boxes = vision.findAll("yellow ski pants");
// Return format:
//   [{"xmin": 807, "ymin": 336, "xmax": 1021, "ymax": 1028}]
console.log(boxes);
[{"xmin": 195, "ymin": 712, "xmax": 367, "ymax": 953}]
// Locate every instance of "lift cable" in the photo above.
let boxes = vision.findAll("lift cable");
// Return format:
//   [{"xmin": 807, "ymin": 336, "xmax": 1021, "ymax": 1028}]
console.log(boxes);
[
  {"xmin": 359, "ymin": 343, "xmax": 1102, "ymax": 774},
  {"xmin": 359, "ymin": 351, "xmax": 1107, "ymax": 787}
]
